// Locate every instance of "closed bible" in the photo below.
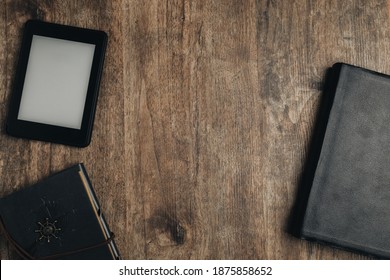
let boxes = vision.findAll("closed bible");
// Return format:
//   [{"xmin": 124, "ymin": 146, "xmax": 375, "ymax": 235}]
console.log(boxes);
[{"xmin": 301, "ymin": 63, "xmax": 390, "ymax": 258}]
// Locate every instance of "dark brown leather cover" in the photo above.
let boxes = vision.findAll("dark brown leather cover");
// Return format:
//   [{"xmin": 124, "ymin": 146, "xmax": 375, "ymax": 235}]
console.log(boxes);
[{"xmin": 301, "ymin": 63, "xmax": 390, "ymax": 259}]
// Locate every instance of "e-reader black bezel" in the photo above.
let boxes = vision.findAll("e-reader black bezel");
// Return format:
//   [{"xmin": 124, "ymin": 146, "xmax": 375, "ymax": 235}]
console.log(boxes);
[{"xmin": 6, "ymin": 20, "xmax": 107, "ymax": 147}]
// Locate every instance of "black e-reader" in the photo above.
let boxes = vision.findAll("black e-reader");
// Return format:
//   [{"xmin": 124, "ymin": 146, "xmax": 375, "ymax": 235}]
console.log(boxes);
[{"xmin": 6, "ymin": 20, "xmax": 107, "ymax": 147}]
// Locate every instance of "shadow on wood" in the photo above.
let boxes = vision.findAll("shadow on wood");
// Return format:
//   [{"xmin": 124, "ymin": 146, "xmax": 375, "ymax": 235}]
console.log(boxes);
[{"xmin": 287, "ymin": 64, "xmax": 341, "ymax": 237}]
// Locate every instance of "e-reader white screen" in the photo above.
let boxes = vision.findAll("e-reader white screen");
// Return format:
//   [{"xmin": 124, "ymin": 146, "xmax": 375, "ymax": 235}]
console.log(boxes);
[{"xmin": 17, "ymin": 35, "xmax": 95, "ymax": 129}]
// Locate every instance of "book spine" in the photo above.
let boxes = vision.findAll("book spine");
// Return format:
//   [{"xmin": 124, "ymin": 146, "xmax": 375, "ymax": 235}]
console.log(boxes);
[{"xmin": 289, "ymin": 64, "xmax": 343, "ymax": 237}]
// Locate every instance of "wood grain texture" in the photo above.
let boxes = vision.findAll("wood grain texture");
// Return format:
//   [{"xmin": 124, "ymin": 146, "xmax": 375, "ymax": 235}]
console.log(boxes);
[{"xmin": 1, "ymin": 0, "xmax": 390, "ymax": 259}]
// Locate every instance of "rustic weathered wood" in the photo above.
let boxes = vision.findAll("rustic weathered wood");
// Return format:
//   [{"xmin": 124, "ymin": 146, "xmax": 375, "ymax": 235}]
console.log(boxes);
[{"xmin": 1, "ymin": 0, "xmax": 389, "ymax": 259}]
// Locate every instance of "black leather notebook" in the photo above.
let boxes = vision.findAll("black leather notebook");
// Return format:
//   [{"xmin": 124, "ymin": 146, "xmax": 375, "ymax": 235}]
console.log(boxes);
[
  {"xmin": 301, "ymin": 63, "xmax": 390, "ymax": 258},
  {"xmin": 0, "ymin": 164, "xmax": 120, "ymax": 259}
]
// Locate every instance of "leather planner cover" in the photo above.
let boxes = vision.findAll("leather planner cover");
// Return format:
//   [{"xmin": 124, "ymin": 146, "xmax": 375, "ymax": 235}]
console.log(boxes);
[
  {"xmin": 301, "ymin": 63, "xmax": 390, "ymax": 258},
  {"xmin": 0, "ymin": 164, "xmax": 120, "ymax": 259}
]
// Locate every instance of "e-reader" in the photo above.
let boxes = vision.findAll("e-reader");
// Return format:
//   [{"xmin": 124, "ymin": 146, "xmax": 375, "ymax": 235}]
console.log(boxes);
[{"xmin": 6, "ymin": 20, "xmax": 107, "ymax": 147}]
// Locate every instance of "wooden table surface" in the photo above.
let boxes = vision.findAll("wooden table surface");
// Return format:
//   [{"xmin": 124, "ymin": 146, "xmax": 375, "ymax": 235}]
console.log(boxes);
[{"xmin": 1, "ymin": 0, "xmax": 387, "ymax": 259}]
